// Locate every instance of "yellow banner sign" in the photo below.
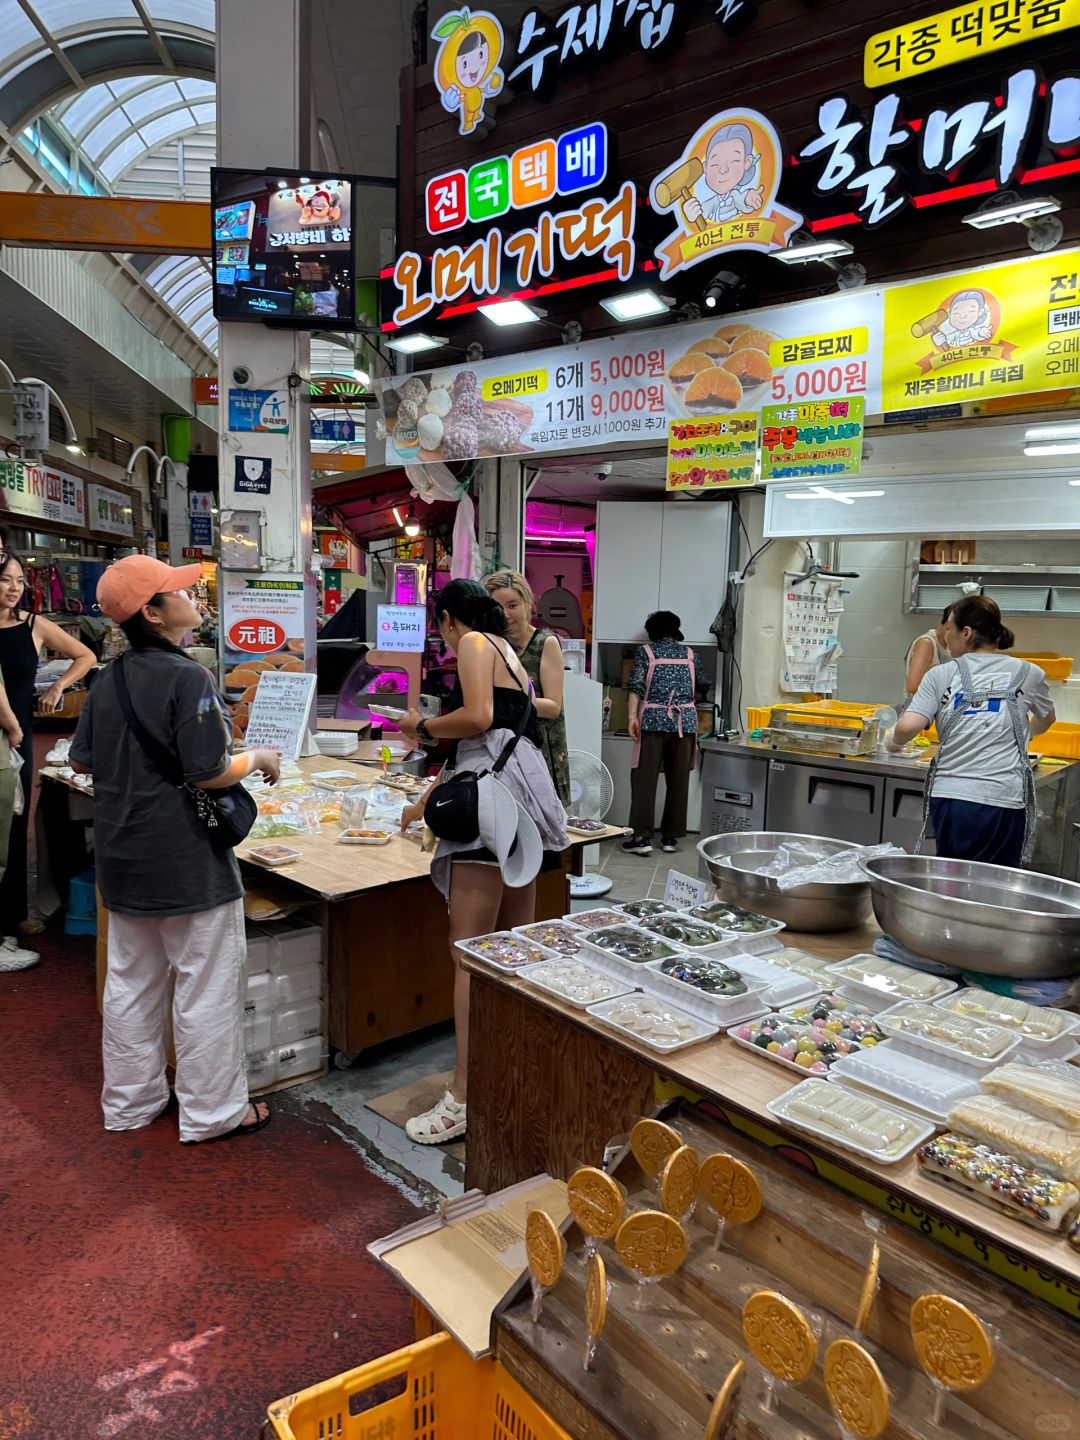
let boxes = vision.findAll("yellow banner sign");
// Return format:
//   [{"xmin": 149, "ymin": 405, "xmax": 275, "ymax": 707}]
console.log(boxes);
[
  {"xmin": 865, "ymin": 0, "xmax": 1080, "ymax": 87},
  {"xmin": 882, "ymin": 253, "xmax": 1080, "ymax": 412},
  {"xmin": 482, "ymin": 369, "xmax": 548, "ymax": 401},
  {"xmin": 769, "ymin": 328, "xmax": 870, "ymax": 368},
  {"xmin": 666, "ymin": 414, "xmax": 759, "ymax": 491}
]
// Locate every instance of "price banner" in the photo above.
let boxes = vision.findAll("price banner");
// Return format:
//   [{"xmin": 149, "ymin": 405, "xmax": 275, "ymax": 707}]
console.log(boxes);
[
  {"xmin": 666, "ymin": 414, "xmax": 759, "ymax": 491},
  {"xmin": 760, "ymin": 397, "xmax": 866, "ymax": 482}
]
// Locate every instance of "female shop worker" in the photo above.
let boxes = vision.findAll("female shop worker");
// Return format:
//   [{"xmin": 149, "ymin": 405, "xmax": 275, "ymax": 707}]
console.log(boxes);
[
  {"xmin": 484, "ymin": 569, "xmax": 571, "ymax": 809},
  {"xmin": 71, "ymin": 557, "xmax": 282, "ymax": 1143},
  {"xmin": 396, "ymin": 579, "xmax": 567, "ymax": 1145},
  {"xmin": 903, "ymin": 604, "xmax": 952, "ymax": 705},
  {"xmin": 888, "ymin": 596, "xmax": 1054, "ymax": 867},
  {"xmin": 624, "ymin": 610, "xmax": 702, "ymax": 857}
]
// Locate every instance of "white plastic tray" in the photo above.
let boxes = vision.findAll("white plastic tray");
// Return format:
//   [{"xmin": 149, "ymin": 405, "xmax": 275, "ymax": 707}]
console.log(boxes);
[
  {"xmin": 934, "ymin": 987, "xmax": 1080, "ymax": 1058},
  {"xmin": 766, "ymin": 1078, "xmax": 935, "ymax": 1165},
  {"xmin": 455, "ymin": 931, "xmax": 562, "ymax": 974},
  {"xmin": 827, "ymin": 1041, "xmax": 983, "ymax": 1124},
  {"xmin": 562, "ymin": 907, "xmax": 627, "ymax": 932},
  {"xmin": 580, "ymin": 927, "xmax": 692, "ymax": 986},
  {"xmin": 639, "ymin": 956, "xmax": 770, "ymax": 1024},
  {"xmin": 638, "ymin": 915, "xmax": 733, "ymax": 954},
  {"xmin": 689, "ymin": 901, "xmax": 786, "ymax": 938},
  {"xmin": 512, "ymin": 920, "xmax": 589, "ymax": 957},
  {"xmin": 826, "ymin": 954, "xmax": 958, "ymax": 1009},
  {"xmin": 875, "ymin": 1000, "xmax": 1020, "ymax": 1070},
  {"xmin": 718, "ymin": 951, "xmax": 822, "ymax": 1008},
  {"xmin": 518, "ymin": 958, "xmax": 634, "ymax": 1011},
  {"xmin": 585, "ymin": 993, "xmax": 719, "ymax": 1054},
  {"xmin": 613, "ymin": 900, "xmax": 679, "ymax": 922}
]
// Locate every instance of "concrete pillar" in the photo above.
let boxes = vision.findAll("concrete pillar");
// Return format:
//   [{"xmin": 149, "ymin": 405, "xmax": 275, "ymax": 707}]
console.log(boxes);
[
  {"xmin": 475, "ymin": 457, "xmax": 524, "ymax": 575},
  {"xmin": 216, "ymin": 0, "xmax": 317, "ymax": 730}
]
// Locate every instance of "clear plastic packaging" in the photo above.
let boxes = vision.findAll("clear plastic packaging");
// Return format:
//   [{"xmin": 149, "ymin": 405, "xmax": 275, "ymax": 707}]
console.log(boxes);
[
  {"xmin": 935, "ymin": 987, "xmax": 1080, "ymax": 1056},
  {"xmin": 586, "ymin": 993, "xmax": 718, "ymax": 1052},
  {"xmin": 768, "ymin": 1078, "xmax": 934, "ymax": 1163},
  {"xmin": 827, "ymin": 955, "xmax": 958, "ymax": 1007},
  {"xmin": 830, "ymin": 1044, "xmax": 983, "ymax": 1124},
  {"xmin": 759, "ymin": 841, "xmax": 904, "ymax": 891},
  {"xmin": 875, "ymin": 1000, "xmax": 1019, "ymax": 1067},
  {"xmin": 689, "ymin": 900, "xmax": 784, "ymax": 935},
  {"xmin": 456, "ymin": 931, "xmax": 560, "ymax": 973},
  {"xmin": 513, "ymin": 920, "xmax": 586, "ymax": 956},
  {"xmin": 518, "ymin": 958, "xmax": 633, "ymax": 1009},
  {"xmin": 727, "ymin": 1008, "xmax": 886, "ymax": 1078},
  {"xmin": 639, "ymin": 914, "xmax": 729, "ymax": 949},
  {"xmin": 562, "ymin": 907, "xmax": 626, "ymax": 931}
]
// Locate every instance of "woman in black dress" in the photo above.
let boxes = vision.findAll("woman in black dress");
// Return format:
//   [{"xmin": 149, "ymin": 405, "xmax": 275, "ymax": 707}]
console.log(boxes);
[{"xmin": 0, "ymin": 551, "xmax": 95, "ymax": 943}]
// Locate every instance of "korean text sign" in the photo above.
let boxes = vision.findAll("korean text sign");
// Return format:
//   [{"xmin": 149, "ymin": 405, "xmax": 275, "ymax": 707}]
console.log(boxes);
[
  {"xmin": 666, "ymin": 415, "xmax": 759, "ymax": 491},
  {"xmin": 865, "ymin": 1, "xmax": 1080, "ymax": 87},
  {"xmin": 376, "ymin": 604, "xmax": 427, "ymax": 653},
  {"xmin": 760, "ymin": 398, "xmax": 866, "ymax": 481},
  {"xmin": 244, "ymin": 671, "xmax": 317, "ymax": 760},
  {"xmin": 221, "ymin": 574, "xmax": 307, "ymax": 666}
]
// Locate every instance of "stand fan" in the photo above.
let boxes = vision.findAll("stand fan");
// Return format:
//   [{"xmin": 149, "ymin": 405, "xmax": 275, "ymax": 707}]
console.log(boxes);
[{"xmin": 566, "ymin": 749, "xmax": 616, "ymax": 901}]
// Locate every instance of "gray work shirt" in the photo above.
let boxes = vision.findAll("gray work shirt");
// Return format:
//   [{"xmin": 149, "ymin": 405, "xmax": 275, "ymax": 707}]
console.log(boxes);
[
  {"xmin": 71, "ymin": 651, "xmax": 242, "ymax": 916},
  {"xmin": 909, "ymin": 654, "xmax": 1053, "ymax": 809}
]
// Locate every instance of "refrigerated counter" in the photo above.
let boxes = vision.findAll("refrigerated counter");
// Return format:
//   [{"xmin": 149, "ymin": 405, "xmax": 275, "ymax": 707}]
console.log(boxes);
[{"xmin": 699, "ymin": 736, "xmax": 1080, "ymax": 879}]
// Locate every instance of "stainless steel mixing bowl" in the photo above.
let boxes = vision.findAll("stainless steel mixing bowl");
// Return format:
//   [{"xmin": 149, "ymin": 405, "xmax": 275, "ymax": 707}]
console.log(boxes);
[
  {"xmin": 696, "ymin": 831, "xmax": 872, "ymax": 933},
  {"xmin": 863, "ymin": 854, "xmax": 1080, "ymax": 978}
]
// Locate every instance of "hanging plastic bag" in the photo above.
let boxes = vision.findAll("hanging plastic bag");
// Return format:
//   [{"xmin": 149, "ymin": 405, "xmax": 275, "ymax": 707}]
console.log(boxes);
[
  {"xmin": 10, "ymin": 749, "xmax": 24, "ymax": 816},
  {"xmin": 451, "ymin": 493, "xmax": 482, "ymax": 581}
]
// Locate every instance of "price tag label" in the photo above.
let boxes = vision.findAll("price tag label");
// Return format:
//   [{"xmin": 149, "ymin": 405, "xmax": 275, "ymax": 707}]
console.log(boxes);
[{"xmin": 663, "ymin": 870, "xmax": 707, "ymax": 910}]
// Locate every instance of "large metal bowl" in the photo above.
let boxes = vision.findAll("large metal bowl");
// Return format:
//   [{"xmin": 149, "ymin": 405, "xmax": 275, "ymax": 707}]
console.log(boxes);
[
  {"xmin": 863, "ymin": 854, "xmax": 1080, "ymax": 978},
  {"xmin": 697, "ymin": 831, "xmax": 872, "ymax": 933}
]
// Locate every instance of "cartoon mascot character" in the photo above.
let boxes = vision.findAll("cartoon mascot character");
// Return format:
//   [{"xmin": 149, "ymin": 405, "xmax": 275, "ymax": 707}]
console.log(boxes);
[{"xmin": 432, "ymin": 8, "xmax": 504, "ymax": 137}]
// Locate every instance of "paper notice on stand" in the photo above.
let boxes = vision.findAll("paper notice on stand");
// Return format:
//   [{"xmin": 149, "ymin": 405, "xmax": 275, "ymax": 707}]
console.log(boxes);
[
  {"xmin": 244, "ymin": 671, "xmax": 317, "ymax": 759},
  {"xmin": 780, "ymin": 573, "xmax": 844, "ymax": 694}
]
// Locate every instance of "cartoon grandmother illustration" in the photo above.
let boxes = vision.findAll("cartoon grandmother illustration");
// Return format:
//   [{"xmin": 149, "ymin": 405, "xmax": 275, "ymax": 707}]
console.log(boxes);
[
  {"xmin": 432, "ymin": 8, "xmax": 504, "ymax": 137},
  {"xmin": 931, "ymin": 289, "xmax": 994, "ymax": 349},
  {"xmin": 683, "ymin": 124, "xmax": 764, "ymax": 226}
]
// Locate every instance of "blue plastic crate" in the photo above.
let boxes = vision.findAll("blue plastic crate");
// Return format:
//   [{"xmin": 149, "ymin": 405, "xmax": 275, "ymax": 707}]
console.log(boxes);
[{"xmin": 67, "ymin": 869, "xmax": 97, "ymax": 922}]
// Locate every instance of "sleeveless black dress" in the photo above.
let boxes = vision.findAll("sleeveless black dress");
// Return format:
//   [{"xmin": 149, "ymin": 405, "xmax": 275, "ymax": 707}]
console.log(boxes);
[{"xmin": 0, "ymin": 615, "xmax": 38, "ymax": 930}]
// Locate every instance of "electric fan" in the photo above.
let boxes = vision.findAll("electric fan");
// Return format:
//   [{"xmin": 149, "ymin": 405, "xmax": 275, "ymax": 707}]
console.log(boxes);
[{"xmin": 566, "ymin": 748, "xmax": 616, "ymax": 901}]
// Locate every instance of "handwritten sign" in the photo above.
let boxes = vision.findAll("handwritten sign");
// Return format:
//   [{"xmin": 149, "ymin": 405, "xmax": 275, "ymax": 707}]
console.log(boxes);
[
  {"xmin": 664, "ymin": 870, "xmax": 707, "ymax": 909},
  {"xmin": 376, "ymin": 604, "xmax": 426, "ymax": 653},
  {"xmin": 666, "ymin": 414, "xmax": 759, "ymax": 491},
  {"xmin": 244, "ymin": 671, "xmax": 317, "ymax": 759}
]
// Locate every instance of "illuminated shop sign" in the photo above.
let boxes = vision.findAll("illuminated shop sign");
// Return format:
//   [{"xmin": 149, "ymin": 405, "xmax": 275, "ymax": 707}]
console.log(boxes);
[
  {"xmin": 430, "ymin": 2, "xmax": 758, "ymax": 132},
  {"xmin": 426, "ymin": 122, "xmax": 608, "ymax": 234},
  {"xmin": 801, "ymin": 66, "xmax": 1080, "ymax": 226},
  {"xmin": 865, "ymin": 0, "xmax": 1080, "ymax": 87}
]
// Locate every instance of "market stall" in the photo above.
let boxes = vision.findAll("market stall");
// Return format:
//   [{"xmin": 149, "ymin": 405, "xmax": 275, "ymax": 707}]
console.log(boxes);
[
  {"xmin": 41, "ymin": 757, "xmax": 623, "ymax": 1074},
  {"xmin": 459, "ymin": 917, "xmax": 1080, "ymax": 1324}
]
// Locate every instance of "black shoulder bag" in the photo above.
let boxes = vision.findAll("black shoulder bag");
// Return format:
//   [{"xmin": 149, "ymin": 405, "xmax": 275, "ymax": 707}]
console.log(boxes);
[
  {"xmin": 113, "ymin": 655, "xmax": 257, "ymax": 848},
  {"xmin": 425, "ymin": 682, "xmax": 534, "ymax": 844}
]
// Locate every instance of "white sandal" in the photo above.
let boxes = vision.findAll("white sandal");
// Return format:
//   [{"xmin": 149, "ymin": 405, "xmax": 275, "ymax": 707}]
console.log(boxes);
[{"xmin": 405, "ymin": 1089, "xmax": 467, "ymax": 1145}]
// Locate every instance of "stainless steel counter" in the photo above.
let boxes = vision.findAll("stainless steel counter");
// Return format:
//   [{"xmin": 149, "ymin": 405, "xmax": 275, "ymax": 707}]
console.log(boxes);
[{"xmin": 698, "ymin": 736, "xmax": 1080, "ymax": 879}]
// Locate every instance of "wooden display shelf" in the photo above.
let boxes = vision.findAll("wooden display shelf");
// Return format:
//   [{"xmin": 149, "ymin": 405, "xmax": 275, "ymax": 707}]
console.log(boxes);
[
  {"xmin": 493, "ymin": 1105, "xmax": 1079, "ymax": 1440},
  {"xmin": 462, "ymin": 929, "xmax": 1080, "ymax": 1320}
]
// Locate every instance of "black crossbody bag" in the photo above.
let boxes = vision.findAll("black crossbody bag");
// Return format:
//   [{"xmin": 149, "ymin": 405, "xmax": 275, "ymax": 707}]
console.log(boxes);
[
  {"xmin": 425, "ymin": 680, "xmax": 534, "ymax": 844},
  {"xmin": 113, "ymin": 655, "xmax": 257, "ymax": 849}
]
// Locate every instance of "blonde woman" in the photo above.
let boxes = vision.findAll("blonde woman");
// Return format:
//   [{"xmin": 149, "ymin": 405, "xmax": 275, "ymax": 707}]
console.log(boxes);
[{"xmin": 485, "ymin": 569, "xmax": 571, "ymax": 808}]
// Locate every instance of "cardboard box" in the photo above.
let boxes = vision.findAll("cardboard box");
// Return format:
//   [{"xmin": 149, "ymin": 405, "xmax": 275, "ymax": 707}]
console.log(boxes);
[{"xmin": 605, "ymin": 685, "xmax": 629, "ymax": 734}]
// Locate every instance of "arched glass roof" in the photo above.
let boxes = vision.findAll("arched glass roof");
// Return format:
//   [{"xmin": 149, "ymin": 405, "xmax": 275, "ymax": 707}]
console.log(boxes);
[{"xmin": 53, "ymin": 76, "xmax": 215, "ymax": 181}]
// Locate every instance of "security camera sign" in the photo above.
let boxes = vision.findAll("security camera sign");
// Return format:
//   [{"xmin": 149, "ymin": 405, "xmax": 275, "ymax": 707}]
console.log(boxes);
[{"xmin": 227, "ymin": 388, "xmax": 290, "ymax": 433}]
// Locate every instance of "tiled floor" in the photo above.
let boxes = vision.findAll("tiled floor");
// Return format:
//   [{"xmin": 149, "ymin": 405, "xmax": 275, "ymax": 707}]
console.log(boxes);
[{"xmin": 595, "ymin": 835, "xmax": 702, "ymax": 903}]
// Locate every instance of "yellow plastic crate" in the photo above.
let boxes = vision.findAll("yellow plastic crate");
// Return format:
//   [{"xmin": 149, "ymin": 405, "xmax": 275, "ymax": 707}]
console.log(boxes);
[
  {"xmin": 1030, "ymin": 722, "xmax": 1080, "ymax": 759},
  {"xmin": 267, "ymin": 1333, "xmax": 574, "ymax": 1440},
  {"xmin": 747, "ymin": 700, "xmax": 884, "ymax": 732},
  {"xmin": 1014, "ymin": 652, "xmax": 1074, "ymax": 682}
]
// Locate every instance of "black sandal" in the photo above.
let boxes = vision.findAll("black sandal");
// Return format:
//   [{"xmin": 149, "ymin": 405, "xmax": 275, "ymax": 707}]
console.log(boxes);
[{"xmin": 182, "ymin": 1101, "xmax": 271, "ymax": 1144}]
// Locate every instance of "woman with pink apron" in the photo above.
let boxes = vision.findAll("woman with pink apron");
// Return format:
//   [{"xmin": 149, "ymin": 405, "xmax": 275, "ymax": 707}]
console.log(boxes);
[{"xmin": 625, "ymin": 611, "xmax": 699, "ymax": 857}]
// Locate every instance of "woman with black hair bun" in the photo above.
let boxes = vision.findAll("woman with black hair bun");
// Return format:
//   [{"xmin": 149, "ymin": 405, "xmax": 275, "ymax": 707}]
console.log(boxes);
[
  {"xmin": 396, "ymin": 579, "xmax": 567, "ymax": 1145},
  {"xmin": 889, "ymin": 595, "xmax": 1055, "ymax": 866}
]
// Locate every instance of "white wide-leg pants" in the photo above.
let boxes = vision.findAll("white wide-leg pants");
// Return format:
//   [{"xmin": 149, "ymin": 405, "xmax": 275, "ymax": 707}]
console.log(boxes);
[{"xmin": 101, "ymin": 898, "xmax": 249, "ymax": 1143}]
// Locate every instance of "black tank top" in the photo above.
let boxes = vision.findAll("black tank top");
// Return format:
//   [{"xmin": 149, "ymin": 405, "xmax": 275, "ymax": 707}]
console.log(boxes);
[
  {"xmin": 447, "ymin": 635, "xmax": 542, "ymax": 749},
  {"xmin": 0, "ymin": 614, "xmax": 38, "ymax": 761}
]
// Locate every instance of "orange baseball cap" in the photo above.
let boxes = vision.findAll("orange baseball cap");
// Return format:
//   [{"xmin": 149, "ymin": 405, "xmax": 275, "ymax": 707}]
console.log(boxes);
[{"xmin": 97, "ymin": 556, "xmax": 203, "ymax": 623}]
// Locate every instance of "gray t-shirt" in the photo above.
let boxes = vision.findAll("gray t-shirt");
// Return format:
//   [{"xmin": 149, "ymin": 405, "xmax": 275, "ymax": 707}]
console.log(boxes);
[
  {"xmin": 71, "ymin": 651, "xmax": 242, "ymax": 917},
  {"xmin": 909, "ymin": 654, "xmax": 1053, "ymax": 808}
]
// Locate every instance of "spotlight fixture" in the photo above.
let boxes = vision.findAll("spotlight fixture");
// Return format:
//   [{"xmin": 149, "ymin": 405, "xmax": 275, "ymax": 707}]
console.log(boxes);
[
  {"xmin": 835, "ymin": 262, "xmax": 867, "ymax": 291},
  {"xmin": 599, "ymin": 289, "xmax": 673, "ymax": 322},
  {"xmin": 465, "ymin": 341, "xmax": 485, "ymax": 363},
  {"xmin": 404, "ymin": 506, "xmax": 421, "ymax": 537},
  {"xmin": 561, "ymin": 320, "xmax": 583, "ymax": 345},
  {"xmin": 478, "ymin": 299, "xmax": 547, "ymax": 326},
  {"xmin": 386, "ymin": 332, "xmax": 447, "ymax": 354},
  {"xmin": 701, "ymin": 270, "xmax": 751, "ymax": 313},
  {"xmin": 772, "ymin": 236, "xmax": 854, "ymax": 266},
  {"xmin": 962, "ymin": 192, "xmax": 1060, "ymax": 229}
]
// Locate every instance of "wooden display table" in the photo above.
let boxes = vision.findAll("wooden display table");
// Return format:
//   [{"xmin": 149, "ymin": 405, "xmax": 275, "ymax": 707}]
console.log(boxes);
[
  {"xmin": 42, "ymin": 760, "xmax": 622, "ymax": 1064},
  {"xmin": 461, "ymin": 922, "xmax": 1080, "ymax": 1321}
]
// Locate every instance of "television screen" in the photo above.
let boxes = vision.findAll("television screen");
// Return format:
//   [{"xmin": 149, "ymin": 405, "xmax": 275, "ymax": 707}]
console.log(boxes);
[{"xmin": 210, "ymin": 168, "xmax": 357, "ymax": 329}]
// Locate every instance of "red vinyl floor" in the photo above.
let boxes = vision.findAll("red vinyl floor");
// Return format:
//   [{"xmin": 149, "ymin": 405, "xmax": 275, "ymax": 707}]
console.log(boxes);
[{"xmin": 0, "ymin": 930, "xmax": 418, "ymax": 1440}]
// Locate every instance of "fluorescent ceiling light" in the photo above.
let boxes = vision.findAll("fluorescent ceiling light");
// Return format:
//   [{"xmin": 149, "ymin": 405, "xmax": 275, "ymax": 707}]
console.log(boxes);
[
  {"xmin": 773, "ymin": 238, "xmax": 853, "ymax": 266},
  {"xmin": 599, "ymin": 289, "xmax": 671, "ymax": 321},
  {"xmin": 1070, "ymin": 480, "xmax": 1080, "ymax": 487},
  {"xmin": 478, "ymin": 299, "xmax": 546, "ymax": 326},
  {"xmin": 787, "ymin": 486, "xmax": 885, "ymax": 502},
  {"xmin": 963, "ymin": 194, "xmax": 1060, "ymax": 229},
  {"xmin": 386, "ymin": 332, "xmax": 447, "ymax": 354},
  {"xmin": 1025, "ymin": 424, "xmax": 1080, "ymax": 442},
  {"xmin": 1024, "ymin": 442, "xmax": 1080, "ymax": 457}
]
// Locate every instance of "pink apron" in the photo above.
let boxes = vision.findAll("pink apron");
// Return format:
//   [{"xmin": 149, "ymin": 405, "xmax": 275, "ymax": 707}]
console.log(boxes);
[{"xmin": 632, "ymin": 644, "xmax": 697, "ymax": 770}]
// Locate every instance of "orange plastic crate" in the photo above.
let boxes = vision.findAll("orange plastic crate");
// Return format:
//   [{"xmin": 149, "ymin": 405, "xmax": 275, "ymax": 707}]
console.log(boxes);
[{"xmin": 267, "ymin": 1333, "xmax": 574, "ymax": 1440}]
